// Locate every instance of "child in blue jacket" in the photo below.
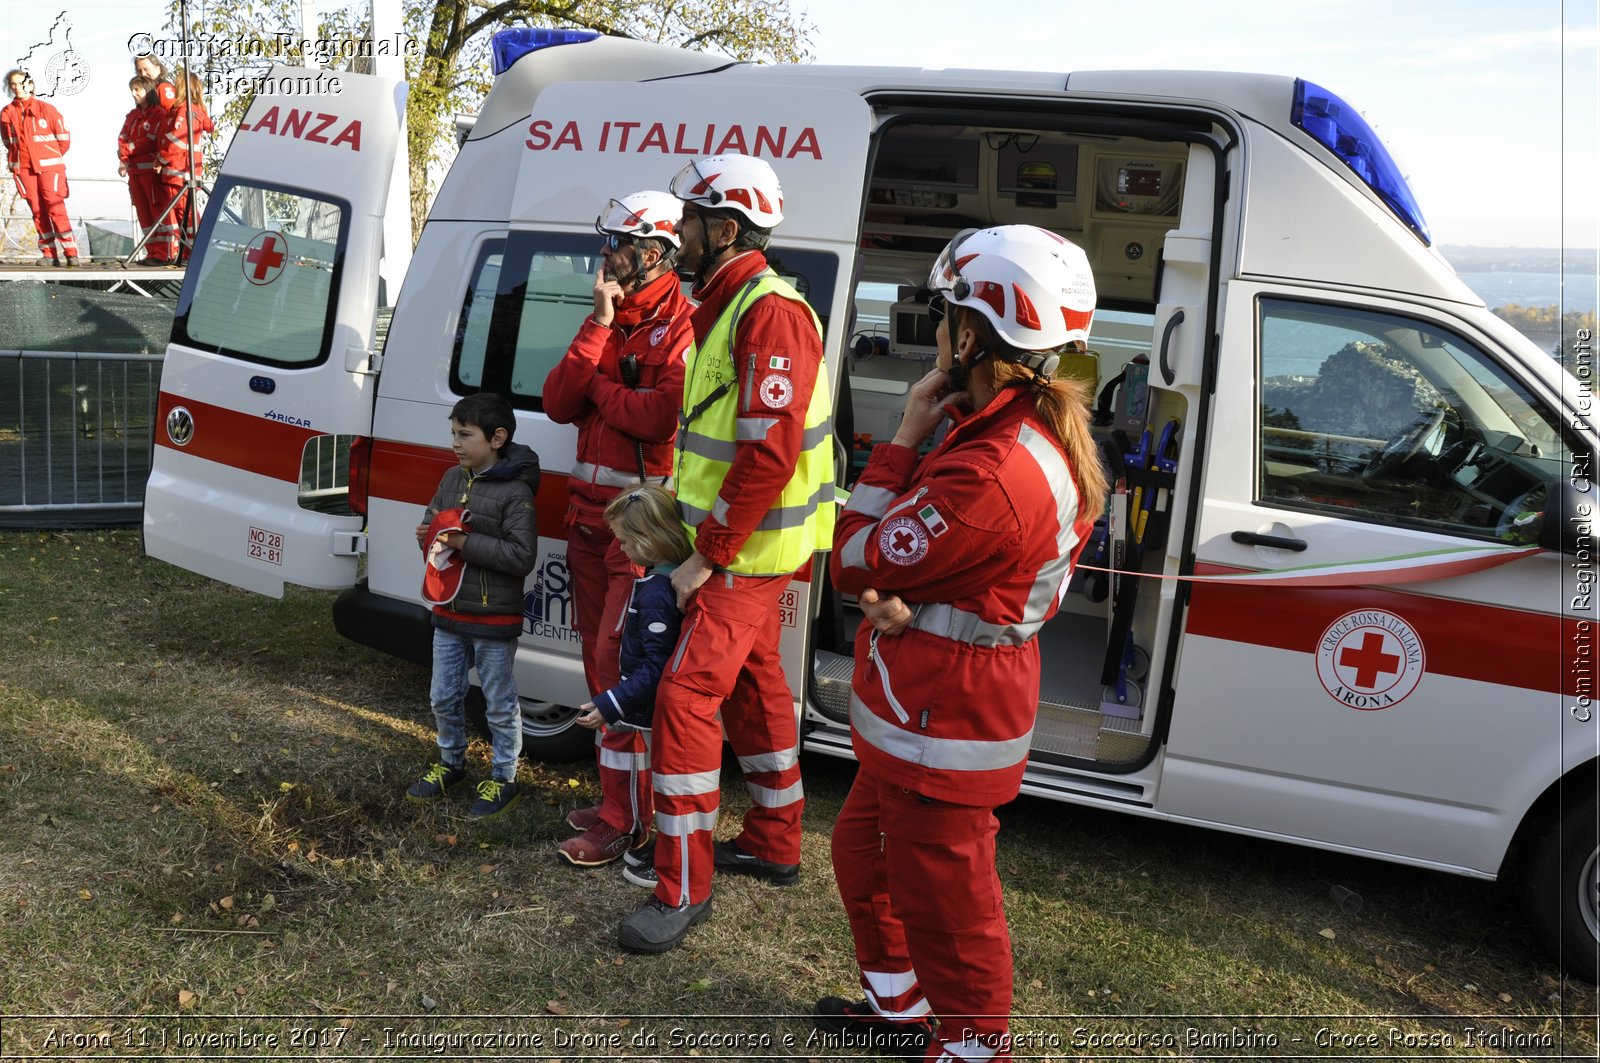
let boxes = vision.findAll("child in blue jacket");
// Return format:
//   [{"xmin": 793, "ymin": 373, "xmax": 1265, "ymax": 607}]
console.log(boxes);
[{"xmin": 560, "ymin": 483, "xmax": 691, "ymax": 867}]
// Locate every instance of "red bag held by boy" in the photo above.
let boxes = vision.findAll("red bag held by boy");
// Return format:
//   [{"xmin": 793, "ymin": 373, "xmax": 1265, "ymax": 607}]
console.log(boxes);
[{"xmin": 421, "ymin": 507, "xmax": 471, "ymax": 606}]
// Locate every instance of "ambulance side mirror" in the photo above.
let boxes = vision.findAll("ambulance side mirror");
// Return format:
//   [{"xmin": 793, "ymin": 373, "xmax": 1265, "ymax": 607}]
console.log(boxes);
[{"xmin": 1538, "ymin": 474, "xmax": 1593, "ymax": 555}]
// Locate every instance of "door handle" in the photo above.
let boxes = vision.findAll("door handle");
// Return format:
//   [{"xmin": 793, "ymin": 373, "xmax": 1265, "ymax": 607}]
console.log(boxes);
[
  {"xmin": 1158, "ymin": 307, "xmax": 1185, "ymax": 386},
  {"xmin": 1231, "ymin": 530, "xmax": 1307, "ymax": 551}
]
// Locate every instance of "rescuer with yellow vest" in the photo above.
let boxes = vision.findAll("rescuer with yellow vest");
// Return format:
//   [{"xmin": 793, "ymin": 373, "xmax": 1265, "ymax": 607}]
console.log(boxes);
[{"xmin": 617, "ymin": 154, "xmax": 833, "ymax": 954}]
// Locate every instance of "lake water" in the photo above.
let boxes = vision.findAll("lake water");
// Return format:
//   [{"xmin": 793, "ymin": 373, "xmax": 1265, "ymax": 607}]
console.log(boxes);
[{"xmin": 1455, "ymin": 271, "xmax": 1598, "ymax": 314}]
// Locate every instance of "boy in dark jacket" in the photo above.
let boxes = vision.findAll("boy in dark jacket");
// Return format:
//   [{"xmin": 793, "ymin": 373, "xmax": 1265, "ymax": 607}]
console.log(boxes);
[
  {"xmin": 559, "ymin": 484, "xmax": 690, "ymax": 867},
  {"xmin": 409, "ymin": 393, "xmax": 540, "ymax": 818}
]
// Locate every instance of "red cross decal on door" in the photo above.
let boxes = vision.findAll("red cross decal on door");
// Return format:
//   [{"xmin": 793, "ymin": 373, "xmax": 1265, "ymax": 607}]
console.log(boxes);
[
  {"xmin": 242, "ymin": 231, "xmax": 288, "ymax": 286},
  {"xmin": 1338, "ymin": 632, "xmax": 1402, "ymax": 689}
]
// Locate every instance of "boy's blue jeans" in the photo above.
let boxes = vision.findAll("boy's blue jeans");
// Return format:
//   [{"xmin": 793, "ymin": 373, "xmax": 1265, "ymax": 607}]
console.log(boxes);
[{"xmin": 430, "ymin": 628, "xmax": 523, "ymax": 782}]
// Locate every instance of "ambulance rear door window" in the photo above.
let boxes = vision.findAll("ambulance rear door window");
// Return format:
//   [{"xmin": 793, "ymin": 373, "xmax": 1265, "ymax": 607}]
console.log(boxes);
[{"xmin": 174, "ymin": 178, "xmax": 347, "ymax": 368}]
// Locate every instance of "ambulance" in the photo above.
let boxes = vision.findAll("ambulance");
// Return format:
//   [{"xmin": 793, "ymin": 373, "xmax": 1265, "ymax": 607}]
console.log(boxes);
[{"xmin": 142, "ymin": 29, "xmax": 1598, "ymax": 977}]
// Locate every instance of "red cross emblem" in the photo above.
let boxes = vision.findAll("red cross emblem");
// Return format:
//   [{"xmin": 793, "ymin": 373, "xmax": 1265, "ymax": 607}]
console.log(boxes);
[
  {"xmin": 1316, "ymin": 610, "xmax": 1425, "ymax": 710},
  {"xmin": 878, "ymin": 516, "xmax": 928, "ymax": 566},
  {"xmin": 242, "ymin": 230, "xmax": 289, "ymax": 286},
  {"xmin": 759, "ymin": 373, "xmax": 794, "ymax": 409},
  {"xmin": 1338, "ymin": 632, "xmax": 1402, "ymax": 688}
]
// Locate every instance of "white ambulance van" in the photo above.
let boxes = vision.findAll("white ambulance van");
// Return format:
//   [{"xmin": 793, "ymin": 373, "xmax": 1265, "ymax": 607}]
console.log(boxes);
[{"xmin": 142, "ymin": 29, "xmax": 1598, "ymax": 977}]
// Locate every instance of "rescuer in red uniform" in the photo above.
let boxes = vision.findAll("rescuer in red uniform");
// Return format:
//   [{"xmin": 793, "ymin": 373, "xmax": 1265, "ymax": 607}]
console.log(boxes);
[
  {"xmin": 617, "ymin": 154, "xmax": 834, "ymax": 954},
  {"xmin": 154, "ymin": 72, "xmax": 212, "ymax": 266},
  {"xmin": 813, "ymin": 225, "xmax": 1109, "ymax": 1062},
  {"xmin": 2, "ymin": 69, "xmax": 80, "ymax": 266},
  {"xmin": 545, "ymin": 190, "xmax": 692, "ymax": 868}
]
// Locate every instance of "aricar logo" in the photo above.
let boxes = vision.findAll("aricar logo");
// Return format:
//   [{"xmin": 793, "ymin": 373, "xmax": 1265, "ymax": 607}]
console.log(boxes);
[{"xmin": 1315, "ymin": 609, "xmax": 1426, "ymax": 710}]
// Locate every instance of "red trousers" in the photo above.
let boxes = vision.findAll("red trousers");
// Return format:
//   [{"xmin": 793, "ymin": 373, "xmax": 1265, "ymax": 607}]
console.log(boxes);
[
  {"xmin": 833, "ymin": 768, "xmax": 1014, "ymax": 1061},
  {"xmin": 567, "ymin": 496, "xmax": 650, "ymax": 833},
  {"xmin": 152, "ymin": 178, "xmax": 196, "ymax": 261},
  {"xmin": 129, "ymin": 170, "xmax": 162, "ymax": 243},
  {"xmin": 652, "ymin": 571, "xmax": 803, "ymax": 906},
  {"xmin": 13, "ymin": 167, "xmax": 77, "ymax": 261}
]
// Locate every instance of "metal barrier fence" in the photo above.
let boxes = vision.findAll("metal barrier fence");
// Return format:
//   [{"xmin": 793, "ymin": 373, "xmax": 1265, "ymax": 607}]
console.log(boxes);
[
  {"xmin": 0, "ymin": 350, "xmax": 161, "ymax": 527},
  {"xmin": 1, "ymin": 350, "xmax": 355, "ymax": 528}
]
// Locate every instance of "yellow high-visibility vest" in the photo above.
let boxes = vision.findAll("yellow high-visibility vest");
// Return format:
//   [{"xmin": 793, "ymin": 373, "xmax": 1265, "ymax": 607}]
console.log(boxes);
[{"xmin": 675, "ymin": 272, "xmax": 834, "ymax": 576}]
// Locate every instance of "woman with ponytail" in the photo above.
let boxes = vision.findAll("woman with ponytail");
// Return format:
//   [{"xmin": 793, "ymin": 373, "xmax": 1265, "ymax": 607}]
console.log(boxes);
[{"xmin": 815, "ymin": 225, "xmax": 1106, "ymax": 1062}]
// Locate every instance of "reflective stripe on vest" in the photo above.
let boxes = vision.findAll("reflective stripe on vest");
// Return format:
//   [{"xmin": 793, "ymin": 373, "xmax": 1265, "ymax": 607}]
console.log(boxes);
[{"xmin": 674, "ymin": 272, "xmax": 835, "ymax": 576}]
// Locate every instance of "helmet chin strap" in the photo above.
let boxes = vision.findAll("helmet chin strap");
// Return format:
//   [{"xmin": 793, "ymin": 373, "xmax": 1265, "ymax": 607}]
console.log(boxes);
[
  {"xmin": 946, "ymin": 348, "xmax": 989, "ymax": 391},
  {"xmin": 611, "ymin": 241, "xmax": 668, "ymax": 292}
]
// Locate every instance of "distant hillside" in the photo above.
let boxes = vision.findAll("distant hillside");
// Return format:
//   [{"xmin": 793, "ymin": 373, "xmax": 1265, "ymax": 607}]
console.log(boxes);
[{"xmin": 1440, "ymin": 245, "xmax": 1598, "ymax": 273}]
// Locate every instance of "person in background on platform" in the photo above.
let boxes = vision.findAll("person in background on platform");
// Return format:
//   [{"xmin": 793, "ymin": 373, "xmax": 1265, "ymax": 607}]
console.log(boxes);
[
  {"xmin": 133, "ymin": 53, "xmax": 168, "ymax": 87},
  {"xmin": 116, "ymin": 76, "xmax": 155, "ymax": 259},
  {"xmin": 152, "ymin": 71, "xmax": 212, "ymax": 267},
  {"xmin": 813, "ymin": 224, "xmax": 1107, "ymax": 1063},
  {"xmin": 2, "ymin": 68, "xmax": 80, "ymax": 267},
  {"xmin": 545, "ymin": 191, "xmax": 692, "ymax": 870}
]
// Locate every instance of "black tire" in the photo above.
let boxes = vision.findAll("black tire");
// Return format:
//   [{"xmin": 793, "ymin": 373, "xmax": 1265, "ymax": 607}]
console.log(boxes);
[
  {"xmin": 1523, "ymin": 790, "xmax": 1600, "ymax": 983},
  {"xmin": 463, "ymin": 689, "xmax": 592, "ymax": 764},
  {"xmin": 517, "ymin": 699, "xmax": 594, "ymax": 763}
]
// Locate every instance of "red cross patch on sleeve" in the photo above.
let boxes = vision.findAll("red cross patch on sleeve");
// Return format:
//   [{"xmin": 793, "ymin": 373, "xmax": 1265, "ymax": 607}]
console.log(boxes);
[{"xmin": 759, "ymin": 373, "xmax": 794, "ymax": 409}]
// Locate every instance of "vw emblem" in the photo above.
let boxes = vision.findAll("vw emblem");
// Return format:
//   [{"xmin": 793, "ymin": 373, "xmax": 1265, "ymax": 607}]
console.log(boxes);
[{"xmin": 166, "ymin": 406, "xmax": 194, "ymax": 446}]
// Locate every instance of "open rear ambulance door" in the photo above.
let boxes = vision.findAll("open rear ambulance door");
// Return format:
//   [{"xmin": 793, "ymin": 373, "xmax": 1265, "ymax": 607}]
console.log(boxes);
[
  {"xmin": 144, "ymin": 67, "xmax": 405, "ymax": 596},
  {"xmin": 508, "ymin": 75, "xmax": 870, "ymax": 696}
]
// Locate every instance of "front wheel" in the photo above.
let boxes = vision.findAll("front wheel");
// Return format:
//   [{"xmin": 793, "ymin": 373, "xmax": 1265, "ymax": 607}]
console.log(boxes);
[
  {"xmin": 519, "ymin": 699, "xmax": 594, "ymax": 763},
  {"xmin": 1522, "ymin": 791, "xmax": 1600, "ymax": 983}
]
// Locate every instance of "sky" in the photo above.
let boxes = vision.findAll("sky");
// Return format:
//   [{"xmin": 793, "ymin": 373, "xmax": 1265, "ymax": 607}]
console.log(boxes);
[{"xmin": 2, "ymin": 0, "xmax": 1596, "ymax": 251}]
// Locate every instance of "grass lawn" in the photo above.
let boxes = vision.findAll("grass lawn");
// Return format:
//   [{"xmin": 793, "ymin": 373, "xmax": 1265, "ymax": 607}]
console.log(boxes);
[{"xmin": 0, "ymin": 528, "xmax": 1594, "ymax": 1060}]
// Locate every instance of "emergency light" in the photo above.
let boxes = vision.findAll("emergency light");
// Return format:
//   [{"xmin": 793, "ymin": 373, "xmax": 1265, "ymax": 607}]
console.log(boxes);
[
  {"xmin": 1291, "ymin": 79, "xmax": 1431, "ymax": 245},
  {"xmin": 492, "ymin": 28, "xmax": 601, "ymax": 75}
]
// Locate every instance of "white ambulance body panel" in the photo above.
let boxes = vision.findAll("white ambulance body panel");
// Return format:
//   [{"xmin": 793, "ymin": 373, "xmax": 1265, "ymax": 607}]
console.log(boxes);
[
  {"xmin": 144, "ymin": 67, "xmax": 407, "ymax": 595},
  {"xmin": 142, "ymin": 34, "xmax": 1597, "ymax": 975}
]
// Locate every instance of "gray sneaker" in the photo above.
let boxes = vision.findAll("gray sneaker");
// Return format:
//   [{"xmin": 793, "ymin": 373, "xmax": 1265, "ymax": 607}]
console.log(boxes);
[{"xmin": 617, "ymin": 895, "xmax": 712, "ymax": 954}]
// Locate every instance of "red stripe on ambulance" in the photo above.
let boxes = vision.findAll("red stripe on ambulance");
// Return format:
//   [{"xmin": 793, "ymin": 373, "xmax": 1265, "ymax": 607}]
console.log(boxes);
[
  {"xmin": 365, "ymin": 440, "xmax": 571, "ymax": 539},
  {"xmin": 154, "ymin": 392, "xmax": 314, "ymax": 483},
  {"xmin": 1187, "ymin": 562, "xmax": 1573, "ymax": 695},
  {"xmin": 363, "ymin": 440, "xmax": 815, "ymax": 584}
]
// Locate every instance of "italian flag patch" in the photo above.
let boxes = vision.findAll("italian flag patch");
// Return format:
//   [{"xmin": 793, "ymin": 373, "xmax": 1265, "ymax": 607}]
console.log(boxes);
[{"xmin": 918, "ymin": 503, "xmax": 948, "ymax": 537}]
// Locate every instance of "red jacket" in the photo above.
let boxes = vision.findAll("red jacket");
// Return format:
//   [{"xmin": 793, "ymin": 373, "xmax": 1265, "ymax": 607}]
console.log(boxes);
[
  {"xmin": 159, "ymin": 101, "xmax": 212, "ymax": 180},
  {"xmin": 544, "ymin": 269, "xmax": 692, "ymax": 505},
  {"xmin": 130, "ymin": 93, "xmax": 168, "ymax": 173},
  {"xmin": 1, "ymin": 96, "xmax": 70, "ymax": 172},
  {"xmin": 684, "ymin": 250, "xmax": 824, "ymax": 568},
  {"xmin": 116, "ymin": 106, "xmax": 142, "ymax": 166},
  {"xmin": 830, "ymin": 388, "xmax": 1096, "ymax": 806}
]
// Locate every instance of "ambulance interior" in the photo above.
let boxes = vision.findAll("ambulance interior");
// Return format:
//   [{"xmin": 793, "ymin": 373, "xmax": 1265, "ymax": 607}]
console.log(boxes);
[{"xmin": 810, "ymin": 119, "xmax": 1197, "ymax": 770}]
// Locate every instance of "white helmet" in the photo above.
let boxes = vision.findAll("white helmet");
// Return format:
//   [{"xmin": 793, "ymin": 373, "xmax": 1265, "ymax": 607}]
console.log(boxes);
[
  {"xmin": 595, "ymin": 190, "xmax": 683, "ymax": 249},
  {"xmin": 669, "ymin": 154, "xmax": 785, "ymax": 229},
  {"xmin": 928, "ymin": 225, "xmax": 1096, "ymax": 354}
]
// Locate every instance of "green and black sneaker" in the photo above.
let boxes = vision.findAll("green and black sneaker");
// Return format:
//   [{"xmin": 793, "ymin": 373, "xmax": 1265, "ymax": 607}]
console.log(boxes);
[
  {"xmin": 406, "ymin": 762, "xmax": 467, "ymax": 802},
  {"xmin": 468, "ymin": 778, "xmax": 523, "ymax": 819}
]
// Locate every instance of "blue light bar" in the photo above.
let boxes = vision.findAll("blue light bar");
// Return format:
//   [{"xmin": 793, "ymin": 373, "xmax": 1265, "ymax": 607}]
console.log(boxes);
[
  {"xmin": 492, "ymin": 28, "xmax": 601, "ymax": 76},
  {"xmin": 1292, "ymin": 78, "xmax": 1432, "ymax": 246}
]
